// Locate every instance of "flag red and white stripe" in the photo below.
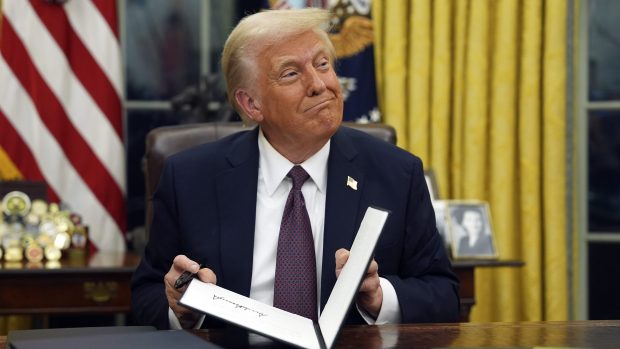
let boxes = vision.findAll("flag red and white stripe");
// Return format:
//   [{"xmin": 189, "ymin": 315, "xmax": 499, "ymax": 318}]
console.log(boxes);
[{"xmin": 0, "ymin": 0, "xmax": 126, "ymax": 251}]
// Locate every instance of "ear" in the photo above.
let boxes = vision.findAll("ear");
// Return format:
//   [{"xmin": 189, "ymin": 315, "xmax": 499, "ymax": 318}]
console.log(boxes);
[{"xmin": 234, "ymin": 89, "xmax": 263, "ymax": 122}]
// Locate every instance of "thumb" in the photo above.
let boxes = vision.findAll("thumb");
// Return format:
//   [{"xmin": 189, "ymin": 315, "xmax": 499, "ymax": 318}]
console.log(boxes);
[{"xmin": 335, "ymin": 248, "xmax": 350, "ymax": 277}]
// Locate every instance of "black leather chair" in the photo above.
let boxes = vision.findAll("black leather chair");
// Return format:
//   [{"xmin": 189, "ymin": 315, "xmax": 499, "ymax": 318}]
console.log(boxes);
[{"xmin": 143, "ymin": 121, "xmax": 396, "ymax": 237}]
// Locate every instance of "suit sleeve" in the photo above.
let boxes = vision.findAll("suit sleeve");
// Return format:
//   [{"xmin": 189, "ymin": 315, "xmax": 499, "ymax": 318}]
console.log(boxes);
[
  {"xmin": 131, "ymin": 159, "xmax": 181, "ymax": 329},
  {"xmin": 383, "ymin": 159, "xmax": 460, "ymax": 323}
]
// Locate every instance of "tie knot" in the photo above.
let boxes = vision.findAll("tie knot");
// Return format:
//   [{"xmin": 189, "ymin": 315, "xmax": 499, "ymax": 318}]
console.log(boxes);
[{"xmin": 288, "ymin": 166, "xmax": 309, "ymax": 190}]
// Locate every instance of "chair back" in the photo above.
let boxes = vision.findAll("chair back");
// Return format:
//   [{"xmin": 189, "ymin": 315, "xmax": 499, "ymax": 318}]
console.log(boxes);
[{"xmin": 143, "ymin": 121, "xmax": 396, "ymax": 236}]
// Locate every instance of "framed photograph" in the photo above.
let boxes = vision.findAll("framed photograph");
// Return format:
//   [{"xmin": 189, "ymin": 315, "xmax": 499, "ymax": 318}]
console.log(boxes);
[
  {"xmin": 424, "ymin": 170, "xmax": 440, "ymax": 201},
  {"xmin": 446, "ymin": 201, "xmax": 498, "ymax": 259}
]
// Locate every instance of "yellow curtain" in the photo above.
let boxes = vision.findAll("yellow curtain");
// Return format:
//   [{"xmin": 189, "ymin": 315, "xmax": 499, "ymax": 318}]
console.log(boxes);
[{"xmin": 374, "ymin": 0, "xmax": 571, "ymax": 321}]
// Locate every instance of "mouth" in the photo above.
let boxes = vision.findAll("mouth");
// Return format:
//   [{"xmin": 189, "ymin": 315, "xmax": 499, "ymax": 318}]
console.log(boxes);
[{"xmin": 304, "ymin": 98, "xmax": 334, "ymax": 112}]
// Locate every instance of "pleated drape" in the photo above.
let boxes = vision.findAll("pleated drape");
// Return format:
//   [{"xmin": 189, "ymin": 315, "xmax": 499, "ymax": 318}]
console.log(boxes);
[{"xmin": 374, "ymin": 0, "xmax": 571, "ymax": 321}]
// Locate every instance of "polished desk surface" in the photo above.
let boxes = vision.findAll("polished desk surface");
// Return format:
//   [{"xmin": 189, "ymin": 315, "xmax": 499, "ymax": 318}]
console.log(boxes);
[{"xmin": 1, "ymin": 321, "xmax": 619, "ymax": 349}]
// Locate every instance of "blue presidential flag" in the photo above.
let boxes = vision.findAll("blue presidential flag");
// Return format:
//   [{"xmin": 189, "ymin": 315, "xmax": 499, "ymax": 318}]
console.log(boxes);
[{"xmin": 328, "ymin": 0, "xmax": 380, "ymax": 122}]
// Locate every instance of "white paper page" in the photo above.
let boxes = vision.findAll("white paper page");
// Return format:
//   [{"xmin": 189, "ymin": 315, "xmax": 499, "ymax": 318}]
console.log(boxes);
[
  {"xmin": 179, "ymin": 280, "xmax": 322, "ymax": 349},
  {"xmin": 318, "ymin": 206, "xmax": 390, "ymax": 349}
]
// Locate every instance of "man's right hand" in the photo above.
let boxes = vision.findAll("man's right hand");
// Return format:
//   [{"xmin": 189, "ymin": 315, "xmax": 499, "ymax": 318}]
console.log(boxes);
[{"xmin": 164, "ymin": 254, "xmax": 217, "ymax": 328}]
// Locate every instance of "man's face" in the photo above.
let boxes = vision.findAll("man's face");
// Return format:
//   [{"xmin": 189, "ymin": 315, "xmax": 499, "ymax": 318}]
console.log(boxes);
[
  {"xmin": 462, "ymin": 211, "xmax": 483, "ymax": 237},
  {"xmin": 247, "ymin": 30, "xmax": 343, "ymax": 158}
]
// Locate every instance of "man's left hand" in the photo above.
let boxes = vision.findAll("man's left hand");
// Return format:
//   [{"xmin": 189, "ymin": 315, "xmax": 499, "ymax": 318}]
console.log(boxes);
[{"xmin": 335, "ymin": 248, "xmax": 383, "ymax": 318}]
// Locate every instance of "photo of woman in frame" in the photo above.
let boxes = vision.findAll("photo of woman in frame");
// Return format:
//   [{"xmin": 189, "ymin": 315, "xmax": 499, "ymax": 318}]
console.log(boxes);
[{"xmin": 447, "ymin": 201, "xmax": 498, "ymax": 259}]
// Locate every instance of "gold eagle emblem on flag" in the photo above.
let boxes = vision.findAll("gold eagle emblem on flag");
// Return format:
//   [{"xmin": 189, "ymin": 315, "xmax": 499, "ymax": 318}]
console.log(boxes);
[
  {"xmin": 328, "ymin": 0, "xmax": 374, "ymax": 59},
  {"xmin": 329, "ymin": 15, "xmax": 373, "ymax": 59}
]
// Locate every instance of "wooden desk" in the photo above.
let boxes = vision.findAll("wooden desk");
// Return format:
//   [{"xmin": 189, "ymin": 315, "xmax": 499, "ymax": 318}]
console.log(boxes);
[
  {"xmin": 452, "ymin": 259, "xmax": 524, "ymax": 321},
  {"xmin": 2, "ymin": 321, "xmax": 616, "ymax": 348},
  {"xmin": 195, "ymin": 321, "xmax": 620, "ymax": 348},
  {"xmin": 0, "ymin": 252, "xmax": 140, "ymax": 315}
]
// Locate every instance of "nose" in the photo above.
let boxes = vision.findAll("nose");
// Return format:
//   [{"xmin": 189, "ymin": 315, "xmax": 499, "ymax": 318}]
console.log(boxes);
[{"xmin": 305, "ymin": 68, "xmax": 326, "ymax": 97}]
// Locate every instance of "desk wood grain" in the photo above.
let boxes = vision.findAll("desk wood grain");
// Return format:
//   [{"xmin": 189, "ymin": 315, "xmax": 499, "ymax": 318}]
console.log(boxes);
[
  {"xmin": 2, "ymin": 321, "xmax": 615, "ymax": 349},
  {"xmin": 193, "ymin": 321, "xmax": 620, "ymax": 349}
]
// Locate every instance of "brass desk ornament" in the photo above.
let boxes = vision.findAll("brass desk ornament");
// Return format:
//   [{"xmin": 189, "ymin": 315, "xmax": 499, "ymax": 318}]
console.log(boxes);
[{"xmin": 2, "ymin": 191, "xmax": 31, "ymax": 218}]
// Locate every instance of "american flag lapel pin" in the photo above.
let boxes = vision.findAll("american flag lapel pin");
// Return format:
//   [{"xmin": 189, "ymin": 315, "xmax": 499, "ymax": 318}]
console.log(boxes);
[{"xmin": 346, "ymin": 176, "xmax": 358, "ymax": 190}]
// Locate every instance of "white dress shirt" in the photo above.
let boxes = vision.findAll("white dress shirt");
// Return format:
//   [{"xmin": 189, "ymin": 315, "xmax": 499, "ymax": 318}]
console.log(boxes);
[{"xmin": 169, "ymin": 129, "xmax": 400, "ymax": 329}]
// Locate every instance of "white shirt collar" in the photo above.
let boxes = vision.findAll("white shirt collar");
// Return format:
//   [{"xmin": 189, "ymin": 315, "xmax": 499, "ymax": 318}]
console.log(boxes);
[{"xmin": 258, "ymin": 128, "xmax": 330, "ymax": 196}]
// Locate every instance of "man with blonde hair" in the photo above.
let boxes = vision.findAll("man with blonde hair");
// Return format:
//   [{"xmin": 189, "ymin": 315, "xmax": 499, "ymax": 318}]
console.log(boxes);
[{"xmin": 132, "ymin": 8, "xmax": 459, "ymax": 330}]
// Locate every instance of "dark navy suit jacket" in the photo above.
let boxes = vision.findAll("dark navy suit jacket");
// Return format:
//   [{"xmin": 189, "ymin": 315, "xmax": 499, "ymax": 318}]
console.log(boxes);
[{"xmin": 131, "ymin": 126, "xmax": 460, "ymax": 329}]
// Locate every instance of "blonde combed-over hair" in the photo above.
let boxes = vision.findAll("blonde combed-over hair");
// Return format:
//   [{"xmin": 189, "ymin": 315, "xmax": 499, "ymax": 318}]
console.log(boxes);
[{"xmin": 221, "ymin": 8, "xmax": 335, "ymax": 121}]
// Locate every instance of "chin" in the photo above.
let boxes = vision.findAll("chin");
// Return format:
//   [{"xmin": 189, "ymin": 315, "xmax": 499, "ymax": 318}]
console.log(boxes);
[
  {"xmin": 305, "ymin": 118, "xmax": 337, "ymax": 144},
  {"xmin": 320, "ymin": 113, "xmax": 342, "ymax": 132}
]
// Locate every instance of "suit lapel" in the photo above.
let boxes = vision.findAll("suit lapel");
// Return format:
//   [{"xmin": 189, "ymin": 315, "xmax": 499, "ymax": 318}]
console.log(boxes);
[
  {"xmin": 320, "ymin": 128, "xmax": 365, "ymax": 310},
  {"xmin": 216, "ymin": 128, "xmax": 259, "ymax": 297}
]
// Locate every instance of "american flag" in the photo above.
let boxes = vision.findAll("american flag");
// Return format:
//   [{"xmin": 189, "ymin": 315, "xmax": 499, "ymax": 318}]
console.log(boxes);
[{"xmin": 0, "ymin": 0, "xmax": 126, "ymax": 251}]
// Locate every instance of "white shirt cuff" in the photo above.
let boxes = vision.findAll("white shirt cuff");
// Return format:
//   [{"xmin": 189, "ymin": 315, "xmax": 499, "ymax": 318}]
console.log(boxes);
[
  {"xmin": 168, "ymin": 307, "xmax": 205, "ymax": 329},
  {"xmin": 356, "ymin": 277, "xmax": 401, "ymax": 325}
]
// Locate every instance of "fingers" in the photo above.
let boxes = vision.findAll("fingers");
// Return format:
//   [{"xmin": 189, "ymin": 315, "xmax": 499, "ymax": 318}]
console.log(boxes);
[
  {"xmin": 357, "ymin": 260, "xmax": 382, "ymax": 317},
  {"xmin": 334, "ymin": 248, "xmax": 383, "ymax": 317},
  {"xmin": 164, "ymin": 255, "xmax": 199, "ymax": 291},
  {"xmin": 366, "ymin": 259, "xmax": 379, "ymax": 276},
  {"xmin": 358, "ymin": 260, "xmax": 379, "ymax": 293},
  {"xmin": 173, "ymin": 254, "xmax": 201, "ymax": 274},
  {"xmin": 165, "ymin": 272, "xmax": 190, "ymax": 316},
  {"xmin": 164, "ymin": 254, "xmax": 217, "ymax": 326},
  {"xmin": 357, "ymin": 283, "xmax": 383, "ymax": 318},
  {"xmin": 197, "ymin": 267, "xmax": 217, "ymax": 285},
  {"xmin": 335, "ymin": 249, "xmax": 379, "ymax": 282},
  {"xmin": 334, "ymin": 248, "xmax": 350, "ymax": 277}
]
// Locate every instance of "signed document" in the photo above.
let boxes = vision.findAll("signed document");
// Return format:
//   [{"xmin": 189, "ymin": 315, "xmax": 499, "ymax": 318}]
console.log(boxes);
[{"xmin": 179, "ymin": 206, "xmax": 390, "ymax": 349}]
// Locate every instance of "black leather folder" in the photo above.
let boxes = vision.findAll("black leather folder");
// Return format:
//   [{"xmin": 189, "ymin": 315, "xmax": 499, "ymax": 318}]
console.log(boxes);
[{"xmin": 8, "ymin": 326, "xmax": 221, "ymax": 349}]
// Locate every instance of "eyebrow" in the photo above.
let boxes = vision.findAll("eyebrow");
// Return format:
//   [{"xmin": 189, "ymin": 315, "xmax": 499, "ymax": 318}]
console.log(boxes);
[{"xmin": 272, "ymin": 45, "xmax": 331, "ymax": 73}]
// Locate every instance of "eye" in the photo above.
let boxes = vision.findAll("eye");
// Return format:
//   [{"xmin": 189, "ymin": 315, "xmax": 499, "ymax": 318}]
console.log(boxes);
[
  {"xmin": 280, "ymin": 69, "xmax": 298, "ymax": 80},
  {"xmin": 316, "ymin": 58, "xmax": 330, "ymax": 70}
]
